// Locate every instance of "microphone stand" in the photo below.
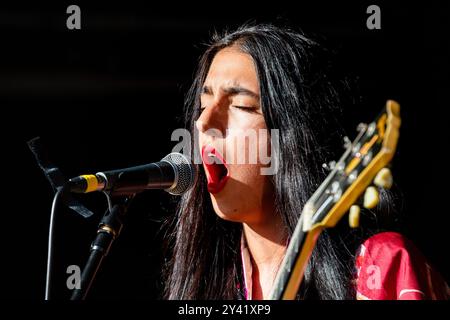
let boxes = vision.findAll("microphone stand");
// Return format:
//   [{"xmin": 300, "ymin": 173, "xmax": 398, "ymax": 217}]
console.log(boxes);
[{"xmin": 71, "ymin": 196, "xmax": 131, "ymax": 300}]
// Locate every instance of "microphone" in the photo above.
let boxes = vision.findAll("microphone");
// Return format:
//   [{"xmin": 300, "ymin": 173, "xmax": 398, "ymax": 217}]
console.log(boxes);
[{"xmin": 66, "ymin": 152, "xmax": 197, "ymax": 196}]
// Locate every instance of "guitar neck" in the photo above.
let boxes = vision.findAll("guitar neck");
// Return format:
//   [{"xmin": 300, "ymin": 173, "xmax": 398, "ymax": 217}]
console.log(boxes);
[
  {"xmin": 268, "ymin": 101, "xmax": 401, "ymax": 300},
  {"xmin": 269, "ymin": 214, "xmax": 323, "ymax": 300}
]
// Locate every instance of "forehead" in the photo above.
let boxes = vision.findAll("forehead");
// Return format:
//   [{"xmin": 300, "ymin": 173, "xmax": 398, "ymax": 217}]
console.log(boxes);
[{"xmin": 205, "ymin": 48, "xmax": 259, "ymax": 90}]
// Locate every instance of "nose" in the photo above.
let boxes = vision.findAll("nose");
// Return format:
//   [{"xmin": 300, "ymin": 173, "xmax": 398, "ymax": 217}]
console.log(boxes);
[{"xmin": 195, "ymin": 103, "xmax": 227, "ymax": 136}]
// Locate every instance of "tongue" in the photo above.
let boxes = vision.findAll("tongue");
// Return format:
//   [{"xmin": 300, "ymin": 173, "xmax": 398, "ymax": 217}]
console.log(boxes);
[
  {"xmin": 215, "ymin": 163, "xmax": 228, "ymax": 181},
  {"xmin": 202, "ymin": 146, "xmax": 229, "ymax": 193},
  {"xmin": 207, "ymin": 162, "xmax": 227, "ymax": 184},
  {"xmin": 206, "ymin": 162, "xmax": 229, "ymax": 194}
]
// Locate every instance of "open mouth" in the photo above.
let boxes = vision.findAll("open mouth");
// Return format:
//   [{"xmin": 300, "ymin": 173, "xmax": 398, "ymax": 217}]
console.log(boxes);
[{"xmin": 201, "ymin": 145, "xmax": 230, "ymax": 194}]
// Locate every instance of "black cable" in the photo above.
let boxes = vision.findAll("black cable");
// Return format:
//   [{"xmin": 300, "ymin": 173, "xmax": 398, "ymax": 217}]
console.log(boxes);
[
  {"xmin": 44, "ymin": 186, "xmax": 67, "ymax": 300},
  {"xmin": 102, "ymin": 191, "xmax": 113, "ymax": 212},
  {"xmin": 45, "ymin": 187, "xmax": 113, "ymax": 300}
]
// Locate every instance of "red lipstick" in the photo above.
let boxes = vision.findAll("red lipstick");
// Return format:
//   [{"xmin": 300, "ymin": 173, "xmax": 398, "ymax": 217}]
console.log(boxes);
[{"xmin": 201, "ymin": 145, "xmax": 229, "ymax": 194}]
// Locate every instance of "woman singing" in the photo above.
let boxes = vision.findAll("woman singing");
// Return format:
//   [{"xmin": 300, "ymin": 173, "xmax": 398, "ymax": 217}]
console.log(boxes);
[{"xmin": 162, "ymin": 24, "xmax": 448, "ymax": 300}]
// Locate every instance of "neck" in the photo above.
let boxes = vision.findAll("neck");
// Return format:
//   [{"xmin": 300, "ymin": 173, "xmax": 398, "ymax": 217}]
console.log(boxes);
[{"xmin": 243, "ymin": 213, "xmax": 288, "ymax": 299}]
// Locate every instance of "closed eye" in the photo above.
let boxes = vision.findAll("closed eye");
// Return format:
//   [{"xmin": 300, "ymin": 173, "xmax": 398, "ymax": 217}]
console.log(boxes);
[
  {"xmin": 197, "ymin": 105, "xmax": 259, "ymax": 114},
  {"xmin": 233, "ymin": 105, "xmax": 258, "ymax": 113}
]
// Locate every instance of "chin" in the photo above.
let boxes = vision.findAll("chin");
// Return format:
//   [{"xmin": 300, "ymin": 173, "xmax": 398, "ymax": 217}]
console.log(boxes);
[
  {"xmin": 210, "ymin": 196, "xmax": 239, "ymax": 221},
  {"xmin": 214, "ymin": 211, "xmax": 239, "ymax": 222}
]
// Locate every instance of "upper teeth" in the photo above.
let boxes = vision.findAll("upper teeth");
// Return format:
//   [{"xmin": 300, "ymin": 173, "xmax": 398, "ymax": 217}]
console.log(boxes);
[{"xmin": 207, "ymin": 153, "xmax": 223, "ymax": 165}]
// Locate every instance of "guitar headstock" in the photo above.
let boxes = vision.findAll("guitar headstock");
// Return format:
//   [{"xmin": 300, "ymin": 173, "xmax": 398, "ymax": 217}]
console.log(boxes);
[
  {"xmin": 269, "ymin": 100, "xmax": 401, "ymax": 300},
  {"xmin": 302, "ymin": 100, "xmax": 401, "ymax": 232}
]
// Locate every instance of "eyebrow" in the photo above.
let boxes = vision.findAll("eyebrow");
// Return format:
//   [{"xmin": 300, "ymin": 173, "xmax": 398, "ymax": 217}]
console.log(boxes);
[{"xmin": 201, "ymin": 85, "xmax": 259, "ymax": 99}]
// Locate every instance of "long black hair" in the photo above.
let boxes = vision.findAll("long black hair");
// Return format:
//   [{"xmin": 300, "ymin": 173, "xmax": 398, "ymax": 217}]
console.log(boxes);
[{"xmin": 163, "ymin": 23, "xmax": 398, "ymax": 300}]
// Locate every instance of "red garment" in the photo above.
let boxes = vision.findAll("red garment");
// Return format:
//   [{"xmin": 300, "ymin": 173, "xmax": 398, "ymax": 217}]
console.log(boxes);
[
  {"xmin": 355, "ymin": 232, "xmax": 449, "ymax": 300},
  {"xmin": 240, "ymin": 232, "xmax": 449, "ymax": 300}
]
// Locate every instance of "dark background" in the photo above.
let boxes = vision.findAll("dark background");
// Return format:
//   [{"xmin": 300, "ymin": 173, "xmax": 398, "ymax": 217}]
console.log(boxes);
[{"xmin": 0, "ymin": 1, "xmax": 448, "ymax": 300}]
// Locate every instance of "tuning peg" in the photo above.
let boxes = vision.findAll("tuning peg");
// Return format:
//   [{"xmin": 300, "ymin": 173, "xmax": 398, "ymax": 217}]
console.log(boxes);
[
  {"xmin": 322, "ymin": 160, "xmax": 336, "ymax": 171},
  {"xmin": 349, "ymin": 205, "xmax": 360, "ymax": 228},
  {"xmin": 362, "ymin": 151, "xmax": 373, "ymax": 166},
  {"xmin": 374, "ymin": 168, "xmax": 393, "ymax": 189},
  {"xmin": 343, "ymin": 136, "xmax": 352, "ymax": 149},
  {"xmin": 357, "ymin": 123, "xmax": 368, "ymax": 132},
  {"xmin": 367, "ymin": 122, "xmax": 376, "ymax": 136},
  {"xmin": 363, "ymin": 186, "xmax": 379, "ymax": 209}
]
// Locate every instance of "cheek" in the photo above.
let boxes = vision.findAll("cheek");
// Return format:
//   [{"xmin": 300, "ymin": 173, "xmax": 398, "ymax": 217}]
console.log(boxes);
[
  {"xmin": 210, "ymin": 168, "xmax": 272, "ymax": 222},
  {"xmin": 201, "ymin": 115, "xmax": 275, "ymax": 221},
  {"xmin": 224, "ymin": 120, "xmax": 271, "ymax": 165},
  {"xmin": 218, "ymin": 160, "xmax": 271, "ymax": 211},
  {"xmin": 232, "ymin": 163, "xmax": 264, "ymax": 182}
]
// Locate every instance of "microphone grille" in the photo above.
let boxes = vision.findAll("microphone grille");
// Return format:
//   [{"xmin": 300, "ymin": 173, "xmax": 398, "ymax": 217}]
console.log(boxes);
[{"xmin": 161, "ymin": 152, "xmax": 198, "ymax": 195}]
